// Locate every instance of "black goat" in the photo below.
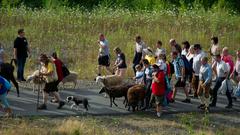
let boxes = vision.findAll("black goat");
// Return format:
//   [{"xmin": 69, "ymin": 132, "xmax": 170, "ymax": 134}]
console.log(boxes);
[
  {"xmin": 99, "ymin": 84, "xmax": 134, "ymax": 107},
  {"xmin": 0, "ymin": 59, "xmax": 19, "ymax": 97}
]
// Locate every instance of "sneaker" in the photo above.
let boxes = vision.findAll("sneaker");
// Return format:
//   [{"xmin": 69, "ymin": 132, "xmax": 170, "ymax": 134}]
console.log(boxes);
[
  {"xmin": 182, "ymin": 99, "xmax": 191, "ymax": 103},
  {"xmin": 225, "ymin": 104, "xmax": 232, "ymax": 109},
  {"xmin": 197, "ymin": 104, "xmax": 205, "ymax": 109},
  {"xmin": 38, "ymin": 104, "xmax": 47, "ymax": 110},
  {"xmin": 209, "ymin": 103, "xmax": 216, "ymax": 107},
  {"xmin": 57, "ymin": 101, "xmax": 65, "ymax": 109},
  {"xmin": 157, "ymin": 112, "xmax": 162, "ymax": 117}
]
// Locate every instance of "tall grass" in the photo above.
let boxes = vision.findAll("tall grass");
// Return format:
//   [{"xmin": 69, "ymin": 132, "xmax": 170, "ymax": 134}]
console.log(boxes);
[{"xmin": 0, "ymin": 6, "xmax": 239, "ymax": 79}]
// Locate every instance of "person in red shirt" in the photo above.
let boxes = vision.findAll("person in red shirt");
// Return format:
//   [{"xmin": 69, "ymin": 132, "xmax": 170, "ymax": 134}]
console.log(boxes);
[
  {"xmin": 51, "ymin": 52, "xmax": 64, "ymax": 84},
  {"xmin": 151, "ymin": 64, "xmax": 166, "ymax": 117}
]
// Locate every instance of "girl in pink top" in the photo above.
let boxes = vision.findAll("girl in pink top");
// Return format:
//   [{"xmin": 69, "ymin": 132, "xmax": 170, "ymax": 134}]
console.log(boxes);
[{"xmin": 221, "ymin": 47, "xmax": 234, "ymax": 74}]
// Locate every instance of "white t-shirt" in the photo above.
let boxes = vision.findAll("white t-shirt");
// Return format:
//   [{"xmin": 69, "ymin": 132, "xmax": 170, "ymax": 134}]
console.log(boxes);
[
  {"xmin": 193, "ymin": 51, "xmax": 206, "ymax": 75},
  {"xmin": 99, "ymin": 40, "xmax": 109, "ymax": 56},
  {"xmin": 135, "ymin": 41, "xmax": 146, "ymax": 53},
  {"xmin": 211, "ymin": 44, "xmax": 220, "ymax": 55},
  {"xmin": 216, "ymin": 61, "xmax": 228, "ymax": 78},
  {"xmin": 181, "ymin": 49, "xmax": 188, "ymax": 56}
]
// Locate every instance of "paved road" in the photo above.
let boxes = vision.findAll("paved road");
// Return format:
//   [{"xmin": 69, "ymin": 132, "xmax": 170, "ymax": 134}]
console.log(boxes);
[{"xmin": 0, "ymin": 84, "xmax": 240, "ymax": 117}]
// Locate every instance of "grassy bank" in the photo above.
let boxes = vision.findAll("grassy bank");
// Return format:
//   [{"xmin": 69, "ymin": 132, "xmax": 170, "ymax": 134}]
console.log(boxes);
[
  {"xmin": 0, "ymin": 6, "xmax": 240, "ymax": 79},
  {"xmin": 0, "ymin": 112, "xmax": 240, "ymax": 135}
]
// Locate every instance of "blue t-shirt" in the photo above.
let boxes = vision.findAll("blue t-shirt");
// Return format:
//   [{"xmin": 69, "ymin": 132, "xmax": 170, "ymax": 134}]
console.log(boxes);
[{"xmin": 0, "ymin": 76, "xmax": 11, "ymax": 95}]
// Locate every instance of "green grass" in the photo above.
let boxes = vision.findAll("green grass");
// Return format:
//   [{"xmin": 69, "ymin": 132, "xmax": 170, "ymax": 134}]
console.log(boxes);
[
  {"xmin": 0, "ymin": 6, "xmax": 240, "ymax": 79},
  {"xmin": 0, "ymin": 112, "xmax": 240, "ymax": 135}
]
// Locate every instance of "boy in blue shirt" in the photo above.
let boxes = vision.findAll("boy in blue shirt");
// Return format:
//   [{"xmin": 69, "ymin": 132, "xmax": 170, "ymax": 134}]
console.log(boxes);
[{"xmin": 0, "ymin": 75, "xmax": 12, "ymax": 116}]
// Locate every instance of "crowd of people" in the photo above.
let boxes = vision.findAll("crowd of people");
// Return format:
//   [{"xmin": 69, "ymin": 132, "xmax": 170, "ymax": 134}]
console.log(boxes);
[
  {"xmin": 0, "ymin": 29, "xmax": 240, "ymax": 117},
  {"xmin": 97, "ymin": 34, "xmax": 240, "ymax": 117}
]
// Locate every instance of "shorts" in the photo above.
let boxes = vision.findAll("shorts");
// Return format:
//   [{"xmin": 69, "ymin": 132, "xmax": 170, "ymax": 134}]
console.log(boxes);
[
  {"xmin": 43, "ymin": 81, "xmax": 58, "ymax": 94},
  {"xmin": 151, "ymin": 94, "xmax": 164, "ymax": 105},
  {"xmin": 192, "ymin": 75, "xmax": 199, "ymax": 91},
  {"xmin": 98, "ymin": 55, "xmax": 110, "ymax": 67},
  {"xmin": 175, "ymin": 78, "xmax": 186, "ymax": 87},
  {"xmin": 197, "ymin": 81, "xmax": 211, "ymax": 98},
  {"xmin": 0, "ymin": 92, "xmax": 9, "ymax": 108}
]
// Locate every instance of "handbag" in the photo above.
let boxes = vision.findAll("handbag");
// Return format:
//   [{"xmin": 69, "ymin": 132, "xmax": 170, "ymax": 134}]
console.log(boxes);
[{"xmin": 62, "ymin": 64, "xmax": 70, "ymax": 78}]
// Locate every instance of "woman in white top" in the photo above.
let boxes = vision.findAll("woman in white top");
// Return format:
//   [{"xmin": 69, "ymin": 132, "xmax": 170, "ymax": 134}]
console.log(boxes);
[{"xmin": 181, "ymin": 41, "xmax": 190, "ymax": 56}]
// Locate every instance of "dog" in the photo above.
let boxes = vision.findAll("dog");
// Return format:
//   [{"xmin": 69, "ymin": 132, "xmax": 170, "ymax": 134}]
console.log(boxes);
[{"xmin": 66, "ymin": 96, "xmax": 89, "ymax": 111}]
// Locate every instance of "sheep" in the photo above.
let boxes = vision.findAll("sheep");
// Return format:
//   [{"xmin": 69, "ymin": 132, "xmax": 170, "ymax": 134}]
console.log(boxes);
[
  {"xmin": 99, "ymin": 84, "xmax": 135, "ymax": 107},
  {"xmin": 26, "ymin": 70, "xmax": 45, "ymax": 92},
  {"xmin": 127, "ymin": 84, "xmax": 146, "ymax": 112},
  {"xmin": 61, "ymin": 71, "xmax": 78, "ymax": 89},
  {"xmin": 96, "ymin": 75, "xmax": 123, "ymax": 87}
]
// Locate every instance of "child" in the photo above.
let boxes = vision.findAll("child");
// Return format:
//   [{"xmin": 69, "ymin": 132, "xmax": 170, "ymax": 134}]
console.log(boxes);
[
  {"xmin": 0, "ymin": 75, "xmax": 12, "ymax": 117},
  {"xmin": 133, "ymin": 64, "xmax": 144, "ymax": 84},
  {"xmin": 151, "ymin": 64, "xmax": 166, "ymax": 117}
]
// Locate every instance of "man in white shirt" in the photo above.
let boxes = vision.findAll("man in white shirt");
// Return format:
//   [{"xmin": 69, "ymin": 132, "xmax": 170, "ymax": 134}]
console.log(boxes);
[
  {"xmin": 192, "ymin": 44, "xmax": 206, "ymax": 98},
  {"xmin": 132, "ymin": 36, "xmax": 147, "ymax": 75},
  {"xmin": 210, "ymin": 54, "xmax": 232, "ymax": 108}
]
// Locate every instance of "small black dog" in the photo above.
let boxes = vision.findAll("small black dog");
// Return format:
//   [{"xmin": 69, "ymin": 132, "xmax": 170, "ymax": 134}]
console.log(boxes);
[{"xmin": 66, "ymin": 96, "xmax": 89, "ymax": 111}]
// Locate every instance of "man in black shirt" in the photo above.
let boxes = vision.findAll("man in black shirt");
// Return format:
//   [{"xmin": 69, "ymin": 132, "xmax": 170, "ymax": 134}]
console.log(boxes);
[{"xmin": 13, "ymin": 29, "xmax": 30, "ymax": 81}]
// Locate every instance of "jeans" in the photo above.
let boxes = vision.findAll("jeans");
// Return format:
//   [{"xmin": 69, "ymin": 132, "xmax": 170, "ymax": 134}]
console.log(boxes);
[
  {"xmin": 0, "ymin": 92, "xmax": 9, "ymax": 108},
  {"xmin": 211, "ymin": 77, "xmax": 225, "ymax": 105},
  {"xmin": 17, "ymin": 57, "xmax": 26, "ymax": 80},
  {"xmin": 145, "ymin": 79, "xmax": 152, "ymax": 108}
]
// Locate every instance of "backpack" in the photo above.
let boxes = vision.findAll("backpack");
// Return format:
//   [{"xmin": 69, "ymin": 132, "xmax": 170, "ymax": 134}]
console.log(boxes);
[
  {"xmin": 178, "ymin": 55, "xmax": 192, "ymax": 76},
  {"xmin": 166, "ymin": 61, "xmax": 174, "ymax": 75}
]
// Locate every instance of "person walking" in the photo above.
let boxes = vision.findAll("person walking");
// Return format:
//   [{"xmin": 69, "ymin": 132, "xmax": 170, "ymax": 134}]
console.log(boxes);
[
  {"xmin": 51, "ymin": 52, "xmax": 64, "ymax": 85},
  {"xmin": 37, "ymin": 54, "xmax": 65, "ymax": 110},
  {"xmin": 142, "ymin": 59, "xmax": 153, "ymax": 110},
  {"xmin": 97, "ymin": 33, "xmax": 112, "ymax": 76},
  {"xmin": 171, "ymin": 51, "xmax": 190, "ymax": 103},
  {"xmin": 192, "ymin": 44, "xmax": 206, "ymax": 98},
  {"xmin": 13, "ymin": 29, "xmax": 30, "ymax": 81},
  {"xmin": 0, "ymin": 75, "xmax": 12, "ymax": 117},
  {"xmin": 198, "ymin": 57, "xmax": 212, "ymax": 113},
  {"xmin": 132, "ymin": 36, "xmax": 146, "ymax": 75},
  {"xmin": 210, "ymin": 36, "xmax": 221, "ymax": 80},
  {"xmin": 113, "ymin": 47, "xmax": 127, "ymax": 77},
  {"xmin": 210, "ymin": 54, "xmax": 232, "ymax": 108},
  {"xmin": 151, "ymin": 64, "xmax": 166, "ymax": 117},
  {"xmin": 221, "ymin": 47, "xmax": 234, "ymax": 75}
]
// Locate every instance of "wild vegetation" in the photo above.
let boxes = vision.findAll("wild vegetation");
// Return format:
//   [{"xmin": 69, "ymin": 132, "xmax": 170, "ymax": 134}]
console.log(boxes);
[
  {"xmin": 0, "ymin": 1, "xmax": 240, "ymax": 79},
  {"xmin": 0, "ymin": 112, "xmax": 240, "ymax": 135}
]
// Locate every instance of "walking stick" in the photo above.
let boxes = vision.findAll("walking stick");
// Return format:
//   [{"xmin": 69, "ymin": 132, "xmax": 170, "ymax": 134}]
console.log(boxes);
[{"xmin": 37, "ymin": 65, "xmax": 41, "ymax": 112}]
